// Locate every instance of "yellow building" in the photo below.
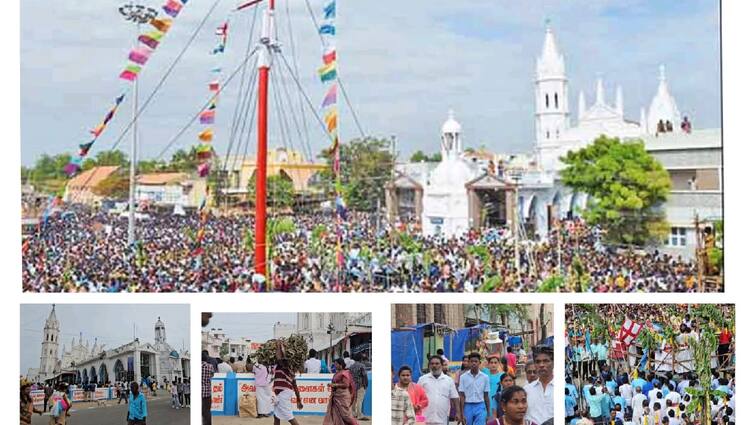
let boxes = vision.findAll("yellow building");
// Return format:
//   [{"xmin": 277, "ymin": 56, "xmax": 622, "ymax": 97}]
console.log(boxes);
[{"xmin": 221, "ymin": 148, "xmax": 328, "ymax": 200}]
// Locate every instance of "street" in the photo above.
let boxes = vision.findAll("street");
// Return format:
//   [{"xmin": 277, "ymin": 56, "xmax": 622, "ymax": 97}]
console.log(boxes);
[
  {"xmin": 211, "ymin": 416, "xmax": 372, "ymax": 425},
  {"xmin": 32, "ymin": 393, "xmax": 189, "ymax": 425}
]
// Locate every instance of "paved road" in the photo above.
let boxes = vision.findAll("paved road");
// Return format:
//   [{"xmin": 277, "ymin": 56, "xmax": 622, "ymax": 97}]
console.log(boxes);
[
  {"xmin": 32, "ymin": 395, "xmax": 189, "ymax": 425},
  {"xmin": 212, "ymin": 416, "xmax": 371, "ymax": 425}
]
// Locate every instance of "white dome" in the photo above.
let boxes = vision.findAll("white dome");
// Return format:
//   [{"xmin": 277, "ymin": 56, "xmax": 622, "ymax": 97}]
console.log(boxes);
[{"xmin": 442, "ymin": 110, "xmax": 461, "ymax": 134}]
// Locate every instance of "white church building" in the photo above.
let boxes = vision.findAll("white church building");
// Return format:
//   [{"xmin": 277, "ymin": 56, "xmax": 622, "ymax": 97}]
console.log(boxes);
[
  {"xmin": 386, "ymin": 25, "xmax": 721, "ymax": 259},
  {"xmin": 27, "ymin": 305, "xmax": 190, "ymax": 386}
]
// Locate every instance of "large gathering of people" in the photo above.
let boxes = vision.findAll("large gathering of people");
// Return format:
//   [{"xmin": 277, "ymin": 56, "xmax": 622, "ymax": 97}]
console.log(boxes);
[
  {"xmin": 201, "ymin": 344, "xmax": 371, "ymax": 425},
  {"xmin": 392, "ymin": 346, "xmax": 554, "ymax": 425},
  {"xmin": 565, "ymin": 305, "xmax": 735, "ymax": 425},
  {"xmin": 22, "ymin": 204, "xmax": 704, "ymax": 293}
]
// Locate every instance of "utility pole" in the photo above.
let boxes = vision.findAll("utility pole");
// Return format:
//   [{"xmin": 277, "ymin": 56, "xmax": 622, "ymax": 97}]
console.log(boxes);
[{"xmin": 119, "ymin": 2, "xmax": 158, "ymax": 246}]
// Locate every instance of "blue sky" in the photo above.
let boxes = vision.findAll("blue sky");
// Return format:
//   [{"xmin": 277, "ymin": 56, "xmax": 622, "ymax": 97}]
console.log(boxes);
[
  {"xmin": 20, "ymin": 0, "xmax": 720, "ymax": 165},
  {"xmin": 205, "ymin": 312, "xmax": 296, "ymax": 340},
  {"xmin": 20, "ymin": 304, "xmax": 190, "ymax": 374}
]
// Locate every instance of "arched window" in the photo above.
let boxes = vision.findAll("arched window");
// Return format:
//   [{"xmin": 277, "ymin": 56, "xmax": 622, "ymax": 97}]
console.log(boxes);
[
  {"xmin": 545, "ymin": 94, "xmax": 549, "ymax": 108},
  {"xmin": 555, "ymin": 93, "xmax": 559, "ymax": 109}
]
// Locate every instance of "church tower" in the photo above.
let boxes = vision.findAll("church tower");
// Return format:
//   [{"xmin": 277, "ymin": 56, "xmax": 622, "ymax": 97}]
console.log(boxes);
[
  {"xmin": 440, "ymin": 110, "xmax": 462, "ymax": 160},
  {"xmin": 39, "ymin": 305, "xmax": 60, "ymax": 377},
  {"xmin": 155, "ymin": 316, "xmax": 166, "ymax": 345},
  {"xmin": 535, "ymin": 23, "xmax": 569, "ymax": 147}
]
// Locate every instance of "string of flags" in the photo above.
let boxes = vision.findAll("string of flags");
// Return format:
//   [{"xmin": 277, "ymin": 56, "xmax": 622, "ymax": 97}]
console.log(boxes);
[
  {"xmin": 317, "ymin": 0, "xmax": 346, "ymax": 285},
  {"xmin": 64, "ymin": 0, "xmax": 188, "ymax": 177},
  {"xmin": 191, "ymin": 19, "xmax": 229, "ymax": 258}
]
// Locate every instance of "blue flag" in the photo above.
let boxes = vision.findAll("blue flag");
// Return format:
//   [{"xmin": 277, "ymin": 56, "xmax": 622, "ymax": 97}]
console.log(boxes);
[
  {"xmin": 319, "ymin": 24, "xmax": 335, "ymax": 35},
  {"xmin": 323, "ymin": 1, "xmax": 335, "ymax": 19}
]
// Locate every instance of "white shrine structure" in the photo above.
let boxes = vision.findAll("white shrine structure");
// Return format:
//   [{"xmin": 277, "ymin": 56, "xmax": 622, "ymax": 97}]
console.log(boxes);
[
  {"xmin": 27, "ymin": 305, "xmax": 190, "ymax": 386},
  {"xmin": 386, "ymin": 24, "xmax": 721, "ymax": 258}
]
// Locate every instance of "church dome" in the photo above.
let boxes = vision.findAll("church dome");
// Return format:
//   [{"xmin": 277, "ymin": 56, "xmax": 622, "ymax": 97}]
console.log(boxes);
[{"xmin": 442, "ymin": 110, "xmax": 461, "ymax": 134}]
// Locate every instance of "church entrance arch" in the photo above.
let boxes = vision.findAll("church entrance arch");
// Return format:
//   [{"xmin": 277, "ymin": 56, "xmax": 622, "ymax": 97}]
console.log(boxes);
[
  {"xmin": 99, "ymin": 363, "xmax": 109, "ymax": 385},
  {"xmin": 89, "ymin": 366, "xmax": 97, "ymax": 384},
  {"xmin": 465, "ymin": 174, "xmax": 510, "ymax": 229},
  {"xmin": 525, "ymin": 195, "xmax": 539, "ymax": 239},
  {"xmin": 114, "ymin": 359, "xmax": 126, "ymax": 382},
  {"xmin": 549, "ymin": 191, "xmax": 562, "ymax": 230}
]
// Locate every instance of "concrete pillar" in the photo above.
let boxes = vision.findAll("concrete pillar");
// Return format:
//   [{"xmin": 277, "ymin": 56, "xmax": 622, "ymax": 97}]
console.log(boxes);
[
  {"xmin": 414, "ymin": 189, "xmax": 423, "ymax": 219},
  {"xmin": 134, "ymin": 350, "xmax": 141, "ymax": 384}
]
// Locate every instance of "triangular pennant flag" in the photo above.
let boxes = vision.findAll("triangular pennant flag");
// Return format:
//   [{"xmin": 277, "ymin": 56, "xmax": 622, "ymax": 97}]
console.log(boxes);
[
  {"xmin": 318, "ymin": 62, "xmax": 337, "ymax": 82},
  {"xmin": 162, "ymin": 0, "xmax": 183, "ymax": 17},
  {"xmin": 321, "ymin": 84, "xmax": 337, "ymax": 108},
  {"xmin": 128, "ymin": 46, "xmax": 153, "ymax": 65},
  {"xmin": 209, "ymin": 80, "xmax": 220, "ymax": 92},
  {"xmin": 319, "ymin": 24, "xmax": 335, "ymax": 35}
]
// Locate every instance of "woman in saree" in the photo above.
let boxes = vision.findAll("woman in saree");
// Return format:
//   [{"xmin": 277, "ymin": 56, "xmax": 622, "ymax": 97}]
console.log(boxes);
[{"xmin": 324, "ymin": 358, "xmax": 358, "ymax": 425}]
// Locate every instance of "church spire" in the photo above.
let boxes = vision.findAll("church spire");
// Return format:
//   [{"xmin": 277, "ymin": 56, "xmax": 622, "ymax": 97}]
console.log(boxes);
[
  {"xmin": 536, "ymin": 23, "xmax": 565, "ymax": 78},
  {"xmin": 578, "ymin": 90, "xmax": 586, "ymax": 121},
  {"xmin": 615, "ymin": 85, "xmax": 624, "ymax": 116},
  {"xmin": 595, "ymin": 77, "xmax": 605, "ymax": 106}
]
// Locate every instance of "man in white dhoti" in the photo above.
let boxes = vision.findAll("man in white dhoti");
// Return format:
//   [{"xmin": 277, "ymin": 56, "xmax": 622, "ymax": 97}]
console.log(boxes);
[{"xmin": 254, "ymin": 361, "xmax": 274, "ymax": 418}]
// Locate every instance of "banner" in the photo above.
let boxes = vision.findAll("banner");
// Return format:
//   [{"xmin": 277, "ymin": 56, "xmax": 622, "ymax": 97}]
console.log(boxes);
[
  {"xmin": 31, "ymin": 390, "xmax": 46, "ymax": 406},
  {"xmin": 211, "ymin": 379, "xmax": 225, "ymax": 411},
  {"xmin": 94, "ymin": 387, "xmax": 110, "ymax": 400}
]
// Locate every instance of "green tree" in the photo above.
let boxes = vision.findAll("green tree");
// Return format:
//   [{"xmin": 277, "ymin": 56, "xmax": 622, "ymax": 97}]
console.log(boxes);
[
  {"xmin": 248, "ymin": 174, "xmax": 295, "ymax": 210},
  {"xmin": 429, "ymin": 152, "xmax": 442, "ymax": 162},
  {"xmin": 138, "ymin": 159, "xmax": 168, "ymax": 174},
  {"xmin": 319, "ymin": 136, "xmax": 395, "ymax": 211},
  {"xmin": 484, "ymin": 304, "xmax": 529, "ymax": 328},
  {"xmin": 560, "ymin": 136, "xmax": 671, "ymax": 245},
  {"xmin": 93, "ymin": 150, "xmax": 129, "ymax": 168},
  {"xmin": 92, "ymin": 172, "xmax": 130, "ymax": 199}
]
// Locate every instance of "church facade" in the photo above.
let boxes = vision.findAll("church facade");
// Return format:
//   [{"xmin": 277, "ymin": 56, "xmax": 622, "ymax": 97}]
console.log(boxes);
[
  {"xmin": 386, "ymin": 25, "xmax": 721, "ymax": 259},
  {"xmin": 27, "ymin": 306, "xmax": 190, "ymax": 386}
]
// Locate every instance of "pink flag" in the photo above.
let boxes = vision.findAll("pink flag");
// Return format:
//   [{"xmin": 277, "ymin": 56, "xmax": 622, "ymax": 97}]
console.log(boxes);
[
  {"xmin": 120, "ymin": 70, "xmax": 138, "ymax": 81},
  {"xmin": 200, "ymin": 110, "xmax": 215, "ymax": 124},
  {"xmin": 321, "ymin": 84, "xmax": 337, "ymax": 108},
  {"xmin": 163, "ymin": 0, "xmax": 183, "ymax": 17},
  {"xmin": 128, "ymin": 47, "xmax": 152, "ymax": 65},
  {"xmin": 197, "ymin": 162, "xmax": 211, "ymax": 177},
  {"xmin": 209, "ymin": 80, "xmax": 220, "ymax": 92}
]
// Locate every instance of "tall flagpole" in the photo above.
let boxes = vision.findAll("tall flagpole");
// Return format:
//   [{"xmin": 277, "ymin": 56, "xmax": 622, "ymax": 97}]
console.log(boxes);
[
  {"xmin": 119, "ymin": 3, "xmax": 158, "ymax": 246},
  {"xmin": 255, "ymin": 0, "xmax": 276, "ymax": 276}
]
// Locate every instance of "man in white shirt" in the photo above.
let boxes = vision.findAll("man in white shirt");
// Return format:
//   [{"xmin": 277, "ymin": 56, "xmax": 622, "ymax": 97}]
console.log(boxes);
[
  {"xmin": 458, "ymin": 352, "xmax": 490, "ymax": 425},
  {"xmin": 304, "ymin": 349, "xmax": 321, "ymax": 374},
  {"xmin": 217, "ymin": 357, "xmax": 234, "ymax": 374},
  {"xmin": 418, "ymin": 355, "xmax": 461, "ymax": 425},
  {"xmin": 343, "ymin": 351, "xmax": 355, "ymax": 369},
  {"xmin": 620, "ymin": 381, "xmax": 634, "ymax": 410},
  {"xmin": 524, "ymin": 346, "xmax": 554, "ymax": 424},
  {"xmin": 631, "ymin": 386, "xmax": 647, "ymax": 424}
]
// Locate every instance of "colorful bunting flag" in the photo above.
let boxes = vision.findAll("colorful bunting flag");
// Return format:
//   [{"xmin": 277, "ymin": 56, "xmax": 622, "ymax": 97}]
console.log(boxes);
[
  {"xmin": 138, "ymin": 32, "xmax": 163, "ymax": 49},
  {"xmin": 90, "ymin": 123, "xmax": 106, "ymax": 137},
  {"xmin": 200, "ymin": 110, "xmax": 215, "ymax": 124},
  {"xmin": 324, "ymin": 1, "xmax": 336, "ymax": 19},
  {"xmin": 325, "ymin": 110, "xmax": 337, "ymax": 133},
  {"xmin": 322, "ymin": 49, "xmax": 336, "ymax": 65},
  {"xmin": 209, "ymin": 80, "xmax": 220, "ymax": 92},
  {"xmin": 318, "ymin": 62, "xmax": 337, "ymax": 82},
  {"xmin": 197, "ymin": 162, "xmax": 210, "ymax": 177},
  {"xmin": 120, "ymin": 70, "xmax": 139, "ymax": 81},
  {"xmin": 319, "ymin": 24, "xmax": 335, "ymax": 35},
  {"xmin": 212, "ymin": 44, "xmax": 225, "ymax": 55},
  {"xmin": 128, "ymin": 46, "xmax": 152, "ymax": 65},
  {"xmin": 198, "ymin": 128, "xmax": 214, "ymax": 142},
  {"xmin": 162, "ymin": 0, "xmax": 183, "ymax": 17},
  {"xmin": 321, "ymin": 84, "xmax": 337, "ymax": 108},
  {"xmin": 151, "ymin": 17, "xmax": 173, "ymax": 33},
  {"xmin": 236, "ymin": 0, "xmax": 264, "ymax": 11}
]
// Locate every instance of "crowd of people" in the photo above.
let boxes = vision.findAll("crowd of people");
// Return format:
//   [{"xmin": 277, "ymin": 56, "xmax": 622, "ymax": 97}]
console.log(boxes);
[
  {"xmin": 201, "ymin": 344, "xmax": 371, "ymax": 425},
  {"xmin": 565, "ymin": 305, "xmax": 735, "ymax": 425},
  {"xmin": 391, "ymin": 346, "xmax": 554, "ymax": 425},
  {"xmin": 23, "ymin": 204, "xmax": 704, "ymax": 293},
  {"xmin": 19, "ymin": 378, "xmax": 151, "ymax": 424}
]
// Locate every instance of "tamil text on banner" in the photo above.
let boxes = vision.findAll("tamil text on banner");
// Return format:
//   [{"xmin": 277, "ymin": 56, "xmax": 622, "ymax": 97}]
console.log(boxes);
[
  {"xmin": 31, "ymin": 390, "xmax": 46, "ymax": 406},
  {"xmin": 211, "ymin": 378, "xmax": 225, "ymax": 411}
]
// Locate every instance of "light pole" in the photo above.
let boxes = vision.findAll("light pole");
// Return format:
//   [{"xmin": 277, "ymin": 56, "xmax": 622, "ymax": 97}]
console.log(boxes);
[
  {"xmin": 509, "ymin": 168, "xmax": 523, "ymax": 277},
  {"xmin": 326, "ymin": 322, "xmax": 335, "ymax": 365},
  {"xmin": 118, "ymin": 3, "xmax": 158, "ymax": 246}
]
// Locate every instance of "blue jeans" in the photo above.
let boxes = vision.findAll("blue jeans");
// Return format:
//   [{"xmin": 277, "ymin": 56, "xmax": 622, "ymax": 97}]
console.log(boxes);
[{"xmin": 464, "ymin": 402, "xmax": 487, "ymax": 425}]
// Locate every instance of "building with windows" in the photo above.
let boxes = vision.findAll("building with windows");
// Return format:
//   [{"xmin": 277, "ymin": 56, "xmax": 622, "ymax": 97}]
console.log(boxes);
[{"xmin": 27, "ymin": 306, "xmax": 190, "ymax": 386}]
